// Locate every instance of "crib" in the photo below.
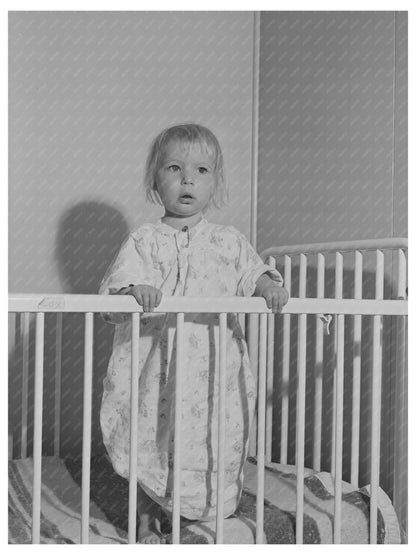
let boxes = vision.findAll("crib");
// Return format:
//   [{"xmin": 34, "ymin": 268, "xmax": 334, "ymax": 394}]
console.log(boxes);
[{"xmin": 8, "ymin": 237, "xmax": 408, "ymax": 544}]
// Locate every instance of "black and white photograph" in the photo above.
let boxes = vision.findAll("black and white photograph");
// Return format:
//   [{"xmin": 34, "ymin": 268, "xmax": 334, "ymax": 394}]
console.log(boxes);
[{"xmin": 7, "ymin": 5, "xmax": 409, "ymax": 546}]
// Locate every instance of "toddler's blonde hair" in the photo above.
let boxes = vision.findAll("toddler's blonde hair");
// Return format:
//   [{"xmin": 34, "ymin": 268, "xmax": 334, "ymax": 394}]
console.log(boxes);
[{"xmin": 144, "ymin": 123, "xmax": 227, "ymax": 210}]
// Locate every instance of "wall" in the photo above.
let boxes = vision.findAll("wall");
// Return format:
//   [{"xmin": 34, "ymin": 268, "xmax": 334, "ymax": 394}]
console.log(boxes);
[
  {"xmin": 256, "ymin": 11, "xmax": 407, "ymax": 532},
  {"xmin": 9, "ymin": 11, "xmax": 255, "ymax": 296},
  {"xmin": 8, "ymin": 11, "xmax": 255, "ymax": 458},
  {"xmin": 257, "ymin": 11, "xmax": 406, "ymax": 251}
]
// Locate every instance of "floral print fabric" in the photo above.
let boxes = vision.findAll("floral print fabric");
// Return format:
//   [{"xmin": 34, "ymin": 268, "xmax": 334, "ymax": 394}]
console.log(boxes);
[{"xmin": 99, "ymin": 218, "xmax": 283, "ymax": 520}]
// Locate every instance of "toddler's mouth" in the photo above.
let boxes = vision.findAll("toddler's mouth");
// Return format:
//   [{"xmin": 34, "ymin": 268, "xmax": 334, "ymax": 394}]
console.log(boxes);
[{"xmin": 180, "ymin": 194, "xmax": 195, "ymax": 201}]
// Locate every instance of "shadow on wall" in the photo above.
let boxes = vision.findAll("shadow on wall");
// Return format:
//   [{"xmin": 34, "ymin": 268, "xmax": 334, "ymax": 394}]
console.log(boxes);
[
  {"xmin": 55, "ymin": 202, "xmax": 129, "ymax": 295},
  {"xmin": 9, "ymin": 201, "xmax": 130, "ymax": 460}
]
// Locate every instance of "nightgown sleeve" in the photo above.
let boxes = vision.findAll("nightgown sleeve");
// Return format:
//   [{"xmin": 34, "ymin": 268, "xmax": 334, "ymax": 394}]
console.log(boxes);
[
  {"xmin": 235, "ymin": 231, "xmax": 284, "ymax": 297},
  {"xmin": 99, "ymin": 228, "xmax": 154, "ymax": 324}
]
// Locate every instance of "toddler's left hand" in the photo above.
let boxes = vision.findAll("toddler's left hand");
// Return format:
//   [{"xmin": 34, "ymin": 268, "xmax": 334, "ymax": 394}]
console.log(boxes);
[{"xmin": 255, "ymin": 275, "xmax": 289, "ymax": 313}]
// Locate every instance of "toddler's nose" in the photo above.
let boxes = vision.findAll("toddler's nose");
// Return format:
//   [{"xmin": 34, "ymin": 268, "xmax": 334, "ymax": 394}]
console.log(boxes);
[{"xmin": 182, "ymin": 172, "xmax": 194, "ymax": 184}]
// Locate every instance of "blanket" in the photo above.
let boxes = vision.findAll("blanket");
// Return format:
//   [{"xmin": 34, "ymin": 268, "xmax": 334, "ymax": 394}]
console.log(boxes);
[{"xmin": 8, "ymin": 455, "xmax": 402, "ymax": 544}]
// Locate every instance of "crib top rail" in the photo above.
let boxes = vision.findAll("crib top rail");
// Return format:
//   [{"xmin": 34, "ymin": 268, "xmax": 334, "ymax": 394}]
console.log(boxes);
[
  {"xmin": 260, "ymin": 237, "xmax": 408, "ymax": 259},
  {"xmin": 8, "ymin": 294, "xmax": 407, "ymax": 316}
]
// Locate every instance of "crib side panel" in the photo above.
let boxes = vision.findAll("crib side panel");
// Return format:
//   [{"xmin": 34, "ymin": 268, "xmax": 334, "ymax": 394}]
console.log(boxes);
[{"xmin": 268, "ymin": 243, "xmax": 408, "ymax": 537}]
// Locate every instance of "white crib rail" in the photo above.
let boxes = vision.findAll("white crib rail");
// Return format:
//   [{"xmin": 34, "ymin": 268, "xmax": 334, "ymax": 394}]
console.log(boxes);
[
  {"xmin": 261, "ymin": 237, "xmax": 408, "ymax": 258},
  {"xmin": 8, "ymin": 293, "xmax": 407, "ymax": 545},
  {"xmin": 8, "ymin": 294, "xmax": 407, "ymax": 315}
]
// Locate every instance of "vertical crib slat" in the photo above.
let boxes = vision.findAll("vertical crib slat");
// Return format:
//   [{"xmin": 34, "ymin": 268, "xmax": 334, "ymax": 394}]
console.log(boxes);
[
  {"xmin": 81, "ymin": 313, "xmax": 94, "ymax": 544},
  {"xmin": 248, "ymin": 313, "xmax": 259, "ymax": 457},
  {"xmin": 216, "ymin": 313, "xmax": 227, "ymax": 544},
  {"xmin": 393, "ymin": 249, "xmax": 407, "ymax": 524},
  {"xmin": 256, "ymin": 313, "xmax": 268, "ymax": 543},
  {"xmin": 128, "ymin": 313, "xmax": 140, "ymax": 543},
  {"xmin": 266, "ymin": 256, "xmax": 276, "ymax": 462},
  {"xmin": 9, "ymin": 312, "xmax": 16, "ymax": 459},
  {"xmin": 370, "ymin": 251, "xmax": 384, "ymax": 543},
  {"xmin": 172, "ymin": 313, "xmax": 184, "ymax": 545},
  {"xmin": 21, "ymin": 312, "xmax": 30, "ymax": 459},
  {"xmin": 238, "ymin": 313, "xmax": 246, "ymax": 337},
  {"xmin": 295, "ymin": 253, "xmax": 307, "ymax": 544},
  {"xmin": 280, "ymin": 255, "xmax": 292, "ymax": 464},
  {"xmin": 331, "ymin": 252, "xmax": 343, "ymax": 476},
  {"xmin": 370, "ymin": 313, "xmax": 383, "ymax": 544},
  {"xmin": 299, "ymin": 253, "xmax": 307, "ymax": 299},
  {"xmin": 351, "ymin": 251, "xmax": 363, "ymax": 487},
  {"xmin": 266, "ymin": 316, "xmax": 275, "ymax": 463},
  {"xmin": 313, "ymin": 253, "xmax": 325, "ymax": 470},
  {"xmin": 53, "ymin": 313, "xmax": 62, "ymax": 457},
  {"xmin": 296, "ymin": 311, "xmax": 307, "ymax": 544},
  {"xmin": 334, "ymin": 314, "xmax": 345, "ymax": 543},
  {"xmin": 397, "ymin": 249, "xmax": 406, "ymax": 299},
  {"xmin": 9, "ymin": 312, "xmax": 16, "ymax": 357},
  {"xmin": 32, "ymin": 312, "xmax": 44, "ymax": 544}
]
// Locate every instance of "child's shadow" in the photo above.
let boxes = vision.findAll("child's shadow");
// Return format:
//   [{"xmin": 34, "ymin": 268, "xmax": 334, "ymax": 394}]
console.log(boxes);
[
  {"xmin": 55, "ymin": 202, "xmax": 131, "ymax": 458},
  {"xmin": 55, "ymin": 201, "xmax": 129, "ymax": 295},
  {"xmin": 9, "ymin": 201, "xmax": 130, "ymax": 461}
]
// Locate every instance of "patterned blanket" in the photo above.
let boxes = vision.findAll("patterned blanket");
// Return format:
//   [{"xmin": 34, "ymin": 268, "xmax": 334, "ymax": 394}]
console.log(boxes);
[{"xmin": 8, "ymin": 455, "xmax": 402, "ymax": 544}]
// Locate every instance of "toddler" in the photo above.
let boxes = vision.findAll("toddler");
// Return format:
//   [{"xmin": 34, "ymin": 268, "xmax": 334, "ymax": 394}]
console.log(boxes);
[{"xmin": 99, "ymin": 123, "xmax": 289, "ymax": 543}]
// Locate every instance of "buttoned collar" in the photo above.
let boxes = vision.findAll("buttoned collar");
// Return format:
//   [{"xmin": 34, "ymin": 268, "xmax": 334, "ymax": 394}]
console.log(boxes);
[{"xmin": 156, "ymin": 217, "xmax": 208, "ymax": 236}]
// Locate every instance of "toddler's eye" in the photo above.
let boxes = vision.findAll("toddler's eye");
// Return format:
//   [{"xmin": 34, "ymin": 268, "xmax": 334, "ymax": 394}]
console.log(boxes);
[
  {"xmin": 198, "ymin": 167, "xmax": 208, "ymax": 174},
  {"xmin": 168, "ymin": 164, "xmax": 181, "ymax": 172}
]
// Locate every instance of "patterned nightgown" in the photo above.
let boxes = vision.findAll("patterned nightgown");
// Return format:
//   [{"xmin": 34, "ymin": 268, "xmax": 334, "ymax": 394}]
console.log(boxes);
[{"xmin": 99, "ymin": 218, "xmax": 283, "ymax": 520}]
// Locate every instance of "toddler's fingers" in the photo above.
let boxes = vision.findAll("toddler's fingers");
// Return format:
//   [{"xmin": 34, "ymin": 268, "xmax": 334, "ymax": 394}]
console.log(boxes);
[
  {"xmin": 128, "ymin": 288, "xmax": 143, "ymax": 308},
  {"xmin": 155, "ymin": 289, "xmax": 163, "ymax": 307},
  {"xmin": 272, "ymin": 291, "xmax": 287, "ymax": 313},
  {"xmin": 142, "ymin": 291, "xmax": 153, "ymax": 312},
  {"xmin": 272, "ymin": 295, "xmax": 281, "ymax": 313},
  {"xmin": 268, "ymin": 294, "xmax": 279, "ymax": 313},
  {"xmin": 147, "ymin": 290, "xmax": 161, "ymax": 312},
  {"xmin": 136, "ymin": 293, "xmax": 147, "ymax": 312},
  {"xmin": 148, "ymin": 291, "xmax": 158, "ymax": 312},
  {"xmin": 134, "ymin": 289, "xmax": 151, "ymax": 312},
  {"xmin": 263, "ymin": 294, "xmax": 272, "ymax": 311}
]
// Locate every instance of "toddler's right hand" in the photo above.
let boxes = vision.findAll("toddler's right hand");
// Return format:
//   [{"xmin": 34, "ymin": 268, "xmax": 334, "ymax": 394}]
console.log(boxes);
[{"xmin": 118, "ymin": 284, "xmax": 162, "ymax": 312}]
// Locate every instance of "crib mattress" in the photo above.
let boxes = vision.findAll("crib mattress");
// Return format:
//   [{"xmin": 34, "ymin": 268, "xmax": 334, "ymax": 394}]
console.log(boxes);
[{"xmin": 8, "ymin": 455, "xmax": 402, "ymax": 544}]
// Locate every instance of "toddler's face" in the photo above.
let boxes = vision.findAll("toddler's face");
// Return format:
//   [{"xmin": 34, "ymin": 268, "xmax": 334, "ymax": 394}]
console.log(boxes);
[{"xmin": 155, "ymin": 140, "xmax": 216, "ymax": 218}]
